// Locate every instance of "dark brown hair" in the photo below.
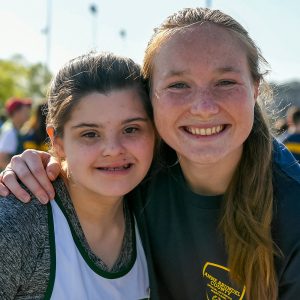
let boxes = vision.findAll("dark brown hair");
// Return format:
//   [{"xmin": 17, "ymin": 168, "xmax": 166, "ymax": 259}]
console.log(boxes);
[{"xmin": 47, "ymin": 51, "xmax": 152, "ymax": 138}]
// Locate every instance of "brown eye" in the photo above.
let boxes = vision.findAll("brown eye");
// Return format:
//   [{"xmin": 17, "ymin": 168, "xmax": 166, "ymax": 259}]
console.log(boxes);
[
  {"xmin": 168, "ymin": 82, "xmax": 188, "ymax": 89},
  {"xmin": 82, "ymin": 132, "xmax": 98, "ymax": 138},
  {"xmin": 124, "ymin": 127, "xmax": 138, "ymax": 134},
  {"xmin": 217, "ymin": 80, "xmax": 236, "ymax": 86}
]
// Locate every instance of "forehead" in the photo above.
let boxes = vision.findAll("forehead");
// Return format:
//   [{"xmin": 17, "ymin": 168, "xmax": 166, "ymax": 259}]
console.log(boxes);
[
  {"xmin": 153, "ymin": 23, "xmax": 248, "ymax": 75},
  {"xmin": 69, "ymin": 90, "xmax": 146, "ymax": 121}
]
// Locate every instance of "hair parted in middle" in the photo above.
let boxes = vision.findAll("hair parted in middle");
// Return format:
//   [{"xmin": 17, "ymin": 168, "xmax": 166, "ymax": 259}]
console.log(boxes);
[
  {"xmin": 46, "ymin": 51, "xmax": 153, "ymax": 139},
  {"xmin": 142, "ymin": 7, "xmax": 277, "ymax": 300}
]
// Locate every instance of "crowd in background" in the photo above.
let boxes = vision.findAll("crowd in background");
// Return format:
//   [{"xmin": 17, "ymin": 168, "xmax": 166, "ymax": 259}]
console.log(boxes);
[
  {"xmin": 274, "ymin": 105, "xmax": 300, "ymax": 161},
  {"xmin": 0, "ymin": 97, "xmax": 48, "ymax": 170}
]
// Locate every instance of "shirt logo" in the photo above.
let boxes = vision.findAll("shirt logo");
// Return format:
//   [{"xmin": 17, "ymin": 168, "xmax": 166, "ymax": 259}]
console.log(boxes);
[{"xmin": 202, "ymin": 262, "xmax": 245, "ymax": 300}]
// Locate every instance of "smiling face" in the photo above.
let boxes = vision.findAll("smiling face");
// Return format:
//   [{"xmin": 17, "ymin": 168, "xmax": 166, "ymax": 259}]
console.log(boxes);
[
  {"xmin": 52, "ymin": 89, "xmax": 155, "ymax": 199},
  {"xmin": 151, "ymin": 23, "xmax": 258, "ymax": 170}
]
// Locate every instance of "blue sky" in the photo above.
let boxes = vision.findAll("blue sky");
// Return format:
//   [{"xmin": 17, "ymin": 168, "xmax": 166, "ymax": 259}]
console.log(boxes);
[{"xmin": 1, "ymin": 0, "xmax": 299, "ymax": 83}]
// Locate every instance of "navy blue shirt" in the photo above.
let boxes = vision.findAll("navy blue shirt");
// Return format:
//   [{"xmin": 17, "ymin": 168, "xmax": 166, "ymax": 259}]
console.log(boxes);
[{"xmin": 130, "ymin": 139, "xmax": 300, "ymax": 299}]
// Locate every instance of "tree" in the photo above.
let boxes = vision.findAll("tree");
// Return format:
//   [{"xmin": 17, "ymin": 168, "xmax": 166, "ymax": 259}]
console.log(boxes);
[{"xmin": 0, "ymin": 55, "xmax": 52, "ymax": 107}]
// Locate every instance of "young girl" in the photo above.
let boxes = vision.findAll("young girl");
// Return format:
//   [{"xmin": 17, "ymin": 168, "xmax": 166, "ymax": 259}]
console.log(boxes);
[{"xmin": 0, "ymin": 52, "xmax": 154, "ymax": 299}]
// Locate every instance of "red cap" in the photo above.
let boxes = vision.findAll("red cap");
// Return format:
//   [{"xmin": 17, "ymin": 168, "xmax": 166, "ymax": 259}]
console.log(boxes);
[{"xmin": 5, "ymin": 97, "xmax": 32, "ymax": 116}]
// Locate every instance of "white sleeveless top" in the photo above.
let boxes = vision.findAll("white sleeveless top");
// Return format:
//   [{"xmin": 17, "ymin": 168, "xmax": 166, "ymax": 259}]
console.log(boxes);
[{"xmin": 46, "ymin": 200, "xmax": 150, "ymax": 300}]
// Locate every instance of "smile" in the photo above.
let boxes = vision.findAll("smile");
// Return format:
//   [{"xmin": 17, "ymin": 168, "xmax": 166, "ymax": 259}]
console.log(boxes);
[
  {"xmin": 185, "ymin": 125, "xmax": 225, "ymax": 136},
  {"xmin": 98, "ymin": 164, "xmax": 132, "ymax": 171}
]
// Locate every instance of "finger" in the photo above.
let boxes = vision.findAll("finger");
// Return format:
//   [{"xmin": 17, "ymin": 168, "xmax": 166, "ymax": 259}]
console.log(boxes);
[
  {"xmin": 10, "ymin": 153, "xmax": 52, "ymax": 203},
  {"xmin": 45, "ymin": 155, "xmax": 61, "ymax": 182},
  {"xmin": 27, "ymin": 151, "xmax": 58, "ymax": 199},
  {"xmin": 20, "ymin": 150, "xmax": 56, "ymax": 201},
  {"xmin": 0, "ymin": 183, "xmax": 10, "ymax": 197},
  {"xmin": 0, "ymin": 171, "xmax": 10, "ymax": 196},
  {"xmin": 1, "ymin": 166, "xmax": 32, "ymax": 202}
]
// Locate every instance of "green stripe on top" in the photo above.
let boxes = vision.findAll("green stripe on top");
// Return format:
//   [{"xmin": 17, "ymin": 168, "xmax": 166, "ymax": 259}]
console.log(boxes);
[
  {"xmin": 54, "ymin": 192, "xmax": 137, "ymax": 279},
  {"xmin": 44, "ymin": 202, "xmax": 56, "ymax": 300}
]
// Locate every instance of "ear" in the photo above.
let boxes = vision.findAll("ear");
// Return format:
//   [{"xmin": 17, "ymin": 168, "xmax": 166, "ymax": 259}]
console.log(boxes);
[{"xmin": 46, "ymin": 126, "xmax": 65, "ymax": 159}]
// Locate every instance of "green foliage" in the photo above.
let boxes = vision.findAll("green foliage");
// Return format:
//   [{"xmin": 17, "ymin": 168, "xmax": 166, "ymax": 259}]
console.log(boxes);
[{"xmin": 0, "ymin": 55, "xmax": 52, "ymax": 107}]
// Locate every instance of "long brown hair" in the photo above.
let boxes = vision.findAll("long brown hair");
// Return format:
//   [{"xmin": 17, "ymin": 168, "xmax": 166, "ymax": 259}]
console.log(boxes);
[{"xmin": 142, "ymin": 8, "xmax": 277, "ymax": 299}]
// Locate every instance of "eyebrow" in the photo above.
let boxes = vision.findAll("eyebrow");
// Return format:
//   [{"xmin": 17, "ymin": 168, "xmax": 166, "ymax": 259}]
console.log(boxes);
[
  {"xmin": 71, "ymin": 117, "xmax": 149, "ymax": 129},
  {"xmin": 216, "ymin": 66, "xmax": 242, "ymax": 74},
  {"xmin": 164, "ymin": 66, "xmax": 241, "ymax": 78}
]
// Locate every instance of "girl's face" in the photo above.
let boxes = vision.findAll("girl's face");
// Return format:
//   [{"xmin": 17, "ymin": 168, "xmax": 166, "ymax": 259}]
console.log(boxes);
[
  {"xmin": 151, "ymin": 23, "xmax": 258, "ymax": 168},
  {"xmin": 53, "ymin": 89, "xmax": 155, "ymax": 199}
]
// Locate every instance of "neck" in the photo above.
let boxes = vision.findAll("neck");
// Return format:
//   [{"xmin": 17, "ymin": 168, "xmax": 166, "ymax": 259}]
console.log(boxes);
[
  {"xmin": 179, "ymin": 148, "xmax": 242, "ymax": 196},
  {"xmin": 64, "ymin": 178, "xmax": 125, "ymax": 231},
  {"xmin": 64, "ymin": 179, "xmax": 126, "ymax": 269}
]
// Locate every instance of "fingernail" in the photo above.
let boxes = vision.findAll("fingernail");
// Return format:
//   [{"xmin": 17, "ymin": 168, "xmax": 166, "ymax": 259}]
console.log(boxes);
[
  {"xmin": 22, "ymin": 195, "xmax": 31, "ymax": 203},
  {"xmin": 1, "ymin": 191, "xmax": 9, "ymax": 197},
  {"xmin": 48, "ymin": 172, "xmax": 55, "ymax": 181},
  {"xmin": 38, "ymin": 195, "xmax": 49, "ymax": 204},
  {"xmin": 48, "ymin": 192, "xmax": 55, "ymax": 200}
]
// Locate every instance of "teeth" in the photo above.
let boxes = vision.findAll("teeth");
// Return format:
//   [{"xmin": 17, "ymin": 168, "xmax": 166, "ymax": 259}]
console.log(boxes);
[
  {"xmin": 101, "ymin": 164, "xmax": 131, "ymax": 171},
  {"xmin": 187, "ymin": 125, "xmax": 224, "ymax": 136}
]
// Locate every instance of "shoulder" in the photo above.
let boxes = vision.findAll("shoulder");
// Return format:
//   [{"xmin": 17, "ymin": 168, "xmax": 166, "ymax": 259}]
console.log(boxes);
[
  {"xmin": 0, "ymin": 192, "xmax": 49, "ymax": 245},
  {"xmin": 0, "ymin": 194, "xmax": 50, "ymax": 298},
  {"xmin": 272, "ymin": 149, "xmax": 300, "ymax": 224},
  {"xmin": 272, "ymin": 147, "xmax": 300, "ymax": 257},
  {"xmin": 0, "ymin": 192, "xmax": 49, "ymax": 266},
  {"xmin": 271, "ymin": 143, "xmax": 300, "ymax": 287},
  {"xmin": 272, "ymin": 138, "xmax": 300, "ymax": 183},
  {"xmin": 272, "ymin": 139, "xmax": 300, "ymax": 233}
]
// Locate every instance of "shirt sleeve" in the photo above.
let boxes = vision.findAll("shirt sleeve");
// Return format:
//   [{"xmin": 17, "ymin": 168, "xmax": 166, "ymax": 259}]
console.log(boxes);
[
  {"xmin": 272, "ymin": 138, "xmax": 300, "ymax": 182},
  {"xmin": 273, "ymin": 161, "xmax": 300, "ymax": 299},
  {"xmin": 278, "ymin": 241, "xmax": 300, "ymax": 299},
  {"xmin": 0, "ymin": 195, "xmax": 48, "ymax": 299}
]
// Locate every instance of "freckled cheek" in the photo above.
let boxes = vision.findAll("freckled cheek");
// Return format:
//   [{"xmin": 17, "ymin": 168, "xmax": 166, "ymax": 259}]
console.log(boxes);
[
  {"xmin": 153, "ymin": 91, "xmax": 192, "ymax": 107},
  {"xmin": 233, "ymin": 104, "xmax": 255, "ymax": 136},
  {"xmin": 153, "ymin": 95, "xmax": 184, "ymax": 125},
  {"xmin": 221, "ymin": 87, "xmax": 255, "ymax": 111}
]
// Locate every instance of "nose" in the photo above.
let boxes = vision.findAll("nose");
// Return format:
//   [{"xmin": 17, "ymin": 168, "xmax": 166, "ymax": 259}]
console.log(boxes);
[
  {"xmin": 101, "ymin": 135, "xmax": 125, "ymax": 157},
  {"xmin": 190, "ymin": 88, "xmax": 219, "ymax": 117}
]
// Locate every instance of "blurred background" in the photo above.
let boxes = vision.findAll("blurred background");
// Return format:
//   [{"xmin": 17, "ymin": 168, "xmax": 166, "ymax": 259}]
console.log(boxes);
[{"xmin": 1, "ymin": 0, "xmax": 299, "ymax": 119}]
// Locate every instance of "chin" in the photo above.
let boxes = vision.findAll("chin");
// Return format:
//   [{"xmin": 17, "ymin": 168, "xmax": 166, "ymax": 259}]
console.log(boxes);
[{"xmin": 182, "ymin": 148, "xmax": 224, "ymax": 163}]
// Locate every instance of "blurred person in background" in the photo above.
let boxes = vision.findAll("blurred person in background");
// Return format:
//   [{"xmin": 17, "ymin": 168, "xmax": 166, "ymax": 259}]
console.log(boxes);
[
  {"xmin": 274, "ymin": 106, "xmax": 299, "ymax": 142},
  {"xmin": 274, "ymin": 118, "xmax": 289, "ymax": 142},
  {"xmin": 283, "ymin": 107, "xmax": 300, "ymax": 161},
  {"xmin": 0, "ymin": 98, "xmax": 31, "ymax": 169},
  {"xmin": 285, "ymin": 105, "xmax": 299, "ymax": 134},
  {"xmin": 20, "ymin": 102, "xmax": 49, "ymax": 151}
]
